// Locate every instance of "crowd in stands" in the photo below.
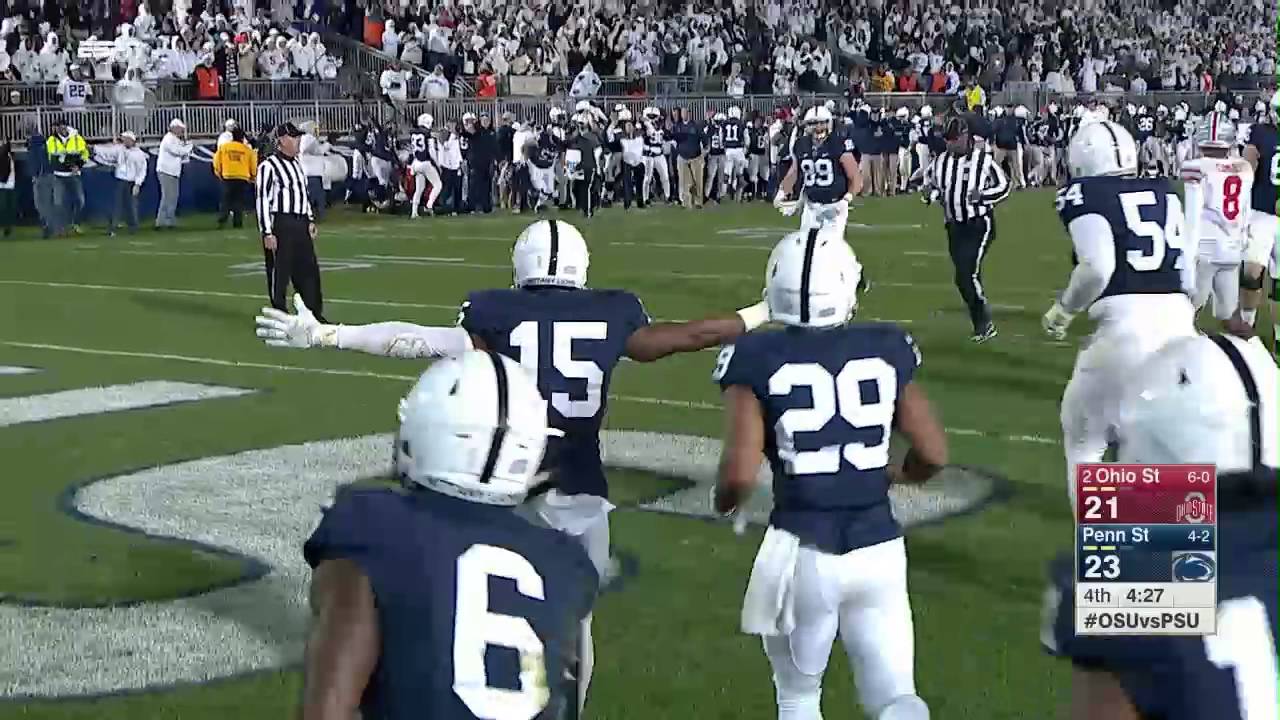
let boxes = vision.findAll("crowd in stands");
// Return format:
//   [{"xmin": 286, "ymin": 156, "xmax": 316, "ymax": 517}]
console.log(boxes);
[
  {"xmin": 0, "ymin": 1, "xmax": 341, "ymax": 97},
  {"xmin": 0, "ymin": 0, "xmax": 1270, "ymax": 104},
  {"xmin": 331, "ymin": 0, "xmax": 1273, "ymax": 100}
]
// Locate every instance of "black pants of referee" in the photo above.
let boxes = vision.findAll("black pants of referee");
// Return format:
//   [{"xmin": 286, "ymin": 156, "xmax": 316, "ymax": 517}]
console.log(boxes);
[
  {"xmin": 264, "ymin": 213, "xmax": 326, "ymax": 322},
  {"xmin": 946, "ymin": 215, "xmax": 995, "ymax": 334}
]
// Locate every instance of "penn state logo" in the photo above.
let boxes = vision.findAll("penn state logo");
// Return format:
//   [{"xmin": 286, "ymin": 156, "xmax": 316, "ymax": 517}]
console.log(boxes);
[{"xmin": 1171, "ymin": 551, "xmax": 1217, "ymax": 582}]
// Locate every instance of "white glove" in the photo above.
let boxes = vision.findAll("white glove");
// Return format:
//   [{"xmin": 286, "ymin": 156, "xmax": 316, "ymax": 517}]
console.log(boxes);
[
  {"xmin": 1042, "ymin": 301, "xmax": 1075, "ymax": 341},
  {"xmin": 773, "ymin": 190, "xmax": 800, "ymax": 217},
  {"xmin": 736, "ymin": 300, "xmax": 770, "ymax": 331},
  {"xmin": 255, "ymin": 293, "xmax": 339, "ymax": 349}
]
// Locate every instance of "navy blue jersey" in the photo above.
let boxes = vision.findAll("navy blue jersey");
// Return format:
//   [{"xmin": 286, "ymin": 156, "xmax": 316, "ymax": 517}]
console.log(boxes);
[
  {"xmin": 459, "ymin": 287, "xmax": 650, "ymax": 498},
  {"xmin": 722, "ymin": 118, "xmax": 746, "ymax": 149},
  {"xmin": 409, "ymin": 130, "xmax": 433, "ymax": 163},
  {"xmin": 304, "ymin": 487, "xmax": 598, "ymax": 720},
  {"xmin": 707, "ymin": 124, "xmax": 726, "ymax": 155},
  {"xmin": 457, "ymin": 132, "xmax": 470, "ymax": 160},
  {"xmin": 1134, "ymin": 115, "xmax": 1157, "ymax": 143},
  {"xmin": 915, "ymin": 117, "xmax": 934, "ymax": 145},
  {"xmin": 644, "ymin": 127, "xmax": 665, "ymax": 156},
  {"xmin": 1045, "ymin": 507, "xmax": 1277, "ymax": 720},
  {"xmin": 993, "ymin": 116, "xmax": 1021, "ymax": 150},
  {"xmin": 371, "ymin": 129, "xmax": 396, "ymax": 161},
  {"xmin": 532, "ymin": 132, "xmax": 560, "ymax": 169},
  {"xmin": 889, "ymin": 119, "xmax": 913, "ymax": 149},
  {"xmin": 1029, "ymin": 119, "xmax": 1051, "ymax": 146},
  {"xmin": 1057, "ymin": 177, "xmax": 1187, "ymax": 300},
  {"xmin": 713, "ymin": 322, "xmax": 922, "ymax": 554},
  {"xmin": 1246, "ymin": 122, "xmax": 1278, "ymax": 214},
  {"xmin": 792, "ymin": 132, "xmax": 858, "ymax": 204},
  {"xmin": 749, "ymin": 125, "xmax": 769, "ymax": 155}
]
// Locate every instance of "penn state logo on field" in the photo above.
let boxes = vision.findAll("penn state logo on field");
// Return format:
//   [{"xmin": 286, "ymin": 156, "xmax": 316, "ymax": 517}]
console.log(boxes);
[{"xmin": 0, "ymin": 380, "xmax": 998, "ymax": 699}]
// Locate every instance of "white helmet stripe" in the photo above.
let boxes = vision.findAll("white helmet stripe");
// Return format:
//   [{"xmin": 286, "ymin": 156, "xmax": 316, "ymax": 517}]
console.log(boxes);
[
  {"xmin": 1208, "ymin": 336, "xmax": 1262, "ymax": 470},
  {"xmin": 477, "ymin": 351, "xmax": 510, "ymax": 484},
  {"xmin": 547, "ymin": 220, "xmax": 560, "ymax": 276},
  {"xmin": 799, "ymin": 228, "xmax": 818, "ymax": 324}
]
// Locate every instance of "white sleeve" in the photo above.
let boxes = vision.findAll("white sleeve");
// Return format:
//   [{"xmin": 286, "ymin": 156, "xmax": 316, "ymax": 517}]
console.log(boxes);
[
  {"xmin": 1059, "ymin": 214, "xmax": 1117, "ymax": 314},
  {"xmin": 1182, "ymin": 173, "xmax": 1203, "ymax": 255},
  {"xmin": 335, "ymin": 322, "xmax": 473, "ymax": 358}
]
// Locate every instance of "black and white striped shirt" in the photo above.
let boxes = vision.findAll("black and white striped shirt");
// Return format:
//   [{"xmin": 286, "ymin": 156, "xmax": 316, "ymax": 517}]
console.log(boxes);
[
  {"xmin": 927, "ymin": 147, "xmax": 1011, "ymax": 224},
  {"xmin": 255, "ymin": 152, "xmax": 313, "ymax": 236}
]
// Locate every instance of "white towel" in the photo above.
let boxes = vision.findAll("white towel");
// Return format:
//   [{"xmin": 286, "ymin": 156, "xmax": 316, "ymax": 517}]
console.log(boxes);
[
  {"xmin": 740, "ymin": 525, "xmax": 801, "ymax": 636},
  {"xmin": 530, "ymin": 488, "xmax": 615, "ymax": 536}
]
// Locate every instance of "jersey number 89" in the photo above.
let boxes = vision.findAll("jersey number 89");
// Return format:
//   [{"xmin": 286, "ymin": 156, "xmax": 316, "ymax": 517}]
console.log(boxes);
[
  {"xmin": 800, "ymin": 158, "xmax": 836, "ymax": 188},
  {"xmin": 769, "ymin": 358, "xmax": 896, "ymax": 474}
]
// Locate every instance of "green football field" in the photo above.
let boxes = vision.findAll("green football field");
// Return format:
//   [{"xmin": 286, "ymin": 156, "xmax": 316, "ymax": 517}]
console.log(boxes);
[{"xmin": 0, "ymin": 191, "xmax": 1261, "ymax": 719}]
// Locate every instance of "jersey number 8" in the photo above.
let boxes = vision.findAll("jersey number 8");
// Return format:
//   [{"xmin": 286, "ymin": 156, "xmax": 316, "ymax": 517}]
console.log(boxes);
[
  {"xmin": 453, "ymin": 544, "xmax": 550, "ymax": 720},
  {"xmin": 769, "ymin": 358, "xmax": 897, "ymax": 474},
  {"xmin": 1270, "ymin": 154, "xmax": 1280, "ymax": 186},
  {"xmin": 800, "ymin": 158, "xmax": 836, "ymax": 188}
]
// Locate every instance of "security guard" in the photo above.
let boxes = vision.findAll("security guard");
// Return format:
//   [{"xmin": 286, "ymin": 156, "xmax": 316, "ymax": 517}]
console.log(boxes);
[
  {"xmin": 255, "ymin": 122, "xmax": 326, "ymax": 321},
  {"xmin": 45, "ymin": 120, "xmax": 88, "ymax": 236},
  {"xmin": 213, "ymin": 127, "xmax": 258, "ymax": 229}
]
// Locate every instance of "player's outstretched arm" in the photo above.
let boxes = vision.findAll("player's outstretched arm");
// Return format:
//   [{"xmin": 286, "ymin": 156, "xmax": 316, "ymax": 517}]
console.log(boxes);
[
  {"xmin": 255, "ymin": 293, "xmax": 477, "ymax": 358},
  {"xmin": 1070, "ymin": 669, "xmax": 1143, "ymax": 720},
  {"xmin": 624, "ymin": 304, "xmax": 768, "ymax": 362},
  {"xmin": 714, "ymin": 384, "xmax": 766, "ymax": 514},
  {"xmin": 891, "ymin": 382, "xmax": 947, "ymax": 484},
  {"xmin": 299, "ymin": 559, "xmax": 380, "ymax": 720}
]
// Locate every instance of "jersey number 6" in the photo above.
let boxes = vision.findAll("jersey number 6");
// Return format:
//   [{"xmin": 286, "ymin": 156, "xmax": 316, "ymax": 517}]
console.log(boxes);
[{"xmin": 769, "ymin": 358, "xmax": 897, "ymax": 475}]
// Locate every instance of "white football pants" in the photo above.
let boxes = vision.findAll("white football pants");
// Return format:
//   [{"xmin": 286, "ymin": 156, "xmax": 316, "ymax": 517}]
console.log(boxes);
[
  {"xmin": 910, "ymin": 145, "xmax": 931, "ymax": 184},
  {"xmin": 368, "ymin": 156, "xmax": 392, "ymax": 187},
  {"xmin": 763, "ymin": 537, "xmax": 923, "ymax": 720},
  {"xmin": 529, "ymin": 165, "xmax": 556, "ymax": 203},
  {"xmin": 1193, "ymin": 260, "xmax": 1242, "ymax": 320},
  {"xmin": 410, "ymin": 160, "xmax": 442, "ymax": 216},
  {"xmin": 801, "ymin": 199, "xmax": 850, "ymax": 238},
  {"xmin": 896, "ymin": 148, "xmax": 912, "ymax": 190},
  {"xmin": 644, "ymin": 154, "xmax": 670, "ymax": 203},
  {"xmin": 724, "ymin": 148, "xmax": 749, "ymax": 196},
  {"xmin": 748, "ymin": 153, "xmax": 770, "ymax": 191},
  {"xmin": 1060, "ymin": 296, "xmax": 1196, "ymax": 508}
]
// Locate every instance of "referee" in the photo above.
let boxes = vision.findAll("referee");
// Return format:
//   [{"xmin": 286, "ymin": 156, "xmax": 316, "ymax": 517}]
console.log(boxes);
[
  {"xmin": 925, "ymin": 115, "xmax": 1011, "ymax": 343},
  {"xmin": 256, "ymin": 122, "xmax": 327, "ymax": 322}
]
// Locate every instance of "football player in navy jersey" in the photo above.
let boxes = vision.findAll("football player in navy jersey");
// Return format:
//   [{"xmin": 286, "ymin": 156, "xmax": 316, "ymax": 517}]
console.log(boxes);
[
  {"xmin": 1042, "ymin": 121, "xmax": 1197, "ymax": 508},
  {"xmin": 1240, "ymin": 89, "xmax": 1278, "ymax": 334},
  {"xmin": 408, "ymin": 113, "xmax": 443, "ymax": 219},
  {"xmin": 722, "ymin": 106, "xmax": 749, "ymax": 200},
  {"xmin": 301, "ymin": 351, "xmax": 599, "ymax": 720},
  {"xmin": 712, "ymin": 227, "xmax": 947, "ymax": 720},
  {"xmin": 1043, "ymin": 332, "xmax": 1278, "ymax": 720},
  {"xmin": 774, "ymin": 105, "xmax": 863, "ymax": 239},
  {"xmin": 258, "ymin": 218, "xmax": 770, "ymax": 712}
]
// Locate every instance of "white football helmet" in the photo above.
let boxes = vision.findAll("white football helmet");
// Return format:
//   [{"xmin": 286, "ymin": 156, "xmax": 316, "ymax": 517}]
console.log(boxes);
[
  {"xmin": 416, "ymin": 112, "xmax": 433, "ymax": 129},
  {"xmin": 1213, "ymin": 99, "xmax": 1229, "ymax": 114},
  {"xmin": 765, "ymin": 228, "xmax": 862, "ymax": 328},
  {"xmin": 618, "ymin": 108, "xmax": 633, "ymax": 122},
  {"xmin": 803, "ymin": 106, "xmax": 834, "ymax": 138},
  {"xmin": 1228, "ymin": 108, "xmax": 1241, "ymax": 122},
  {"xmin": 1270, "ymin": 89, "xmax": 1280, "ymax": 123},
  {"xmin": 1014, "ymin": 105, "xmax": 1029, "ymax": 119},
  {"xmin": 991, "ymin": 105, "xmax": 1006, "ymax": 117},
  {"xmin": 1173, "ymin": 107, "xmax": 1188, "ymax": 122},
  {"xmin": 1117, "ymin": 335, "xmax": 1278, "ymax": 476},
  {"xmin": 644, "ymin": 106, "xmax": 661, "ymax": 120},
  {"xmin": 462, "ymin": 111, "xmax": 477, "ymax": 123},
  {"xmin": 1196, "ymin": 111, "xmax": 1236, "ymax": 149},
  {"xmin": 512, "ymin": 219, "xmax": 589, "ymax": 289},
  {"xmin": 728, "ymin": 106, "xmax": 742, "ymax": 119},
  {"xmin": 1157, "ymin": 104, "xmax": 1168, "ymax": 117},
  {"xmin": 713, "ymin": 112, "xmax": 727, "ymax": 123},
  {"xmin": 920, "ymin": 105, "xmax": 933, "ymax": 119},
  {"xmin": 895, "ymin": 107, "xmax": 909, "ymax": 120},
  {"xmin": 1068, "ymin": 120, "xmax": 1138, "ymax": 178},
  {"xmin": 396, "ymin": 351, "xmax": 555, "ymax": 506}
]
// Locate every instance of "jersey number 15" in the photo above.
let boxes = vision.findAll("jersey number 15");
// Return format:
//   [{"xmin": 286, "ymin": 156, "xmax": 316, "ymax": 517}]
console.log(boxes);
[
  {"xmin": 510, "ymin": 320, "xmax": 606, "ymax": 418},
  {"xmin": 770, "ymin": 358, "xmax": 896, "ymax": 474}
]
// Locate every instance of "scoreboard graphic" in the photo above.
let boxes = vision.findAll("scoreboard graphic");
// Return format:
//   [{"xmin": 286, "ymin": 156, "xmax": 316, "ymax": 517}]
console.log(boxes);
[{"xmin": 1074, "ymin": 463, "xmax": 1218, "ymax": 636}]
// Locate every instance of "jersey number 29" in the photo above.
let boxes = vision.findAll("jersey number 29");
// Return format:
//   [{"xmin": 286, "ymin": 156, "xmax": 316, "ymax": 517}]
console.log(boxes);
[
  {"xmin": 510, "ymin": 320, "xmax": 606, "ymax": 418},
  {"xmin": 454, "ymin": 544, "xmax": 550, "ymax": 720},
  {"xmin": 769, "ymin": 358, "xmax": 896, "ymax": 474}
]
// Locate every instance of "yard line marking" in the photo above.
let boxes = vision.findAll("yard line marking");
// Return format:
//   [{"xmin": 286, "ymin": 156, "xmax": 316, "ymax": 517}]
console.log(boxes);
[
  {"xmin": 0, "ymin": 365, "xmax": 38, "ymax": 375},
  {"xmin": 0, "ymin": 279, "xmax": 458, "ymax": 311},
  {"xmin": 0, "ymin": 380, "xmax": 253, "ymax": 428},
  {"xmin": 126, "ymin": 241, "xmax": 154, "ymax": 247},
  {"xmin": 902, "ymin": 250, "xmax": 947, "ymax": 257},
  {"xmin": 1, "ymin": 341, "xmax": 1061, "ymax": 446},
  {"xmin": 356, "ymin": 254, "xmax": 466, "ymax": 262},
  {"xmin": 610, "ymin": 241, "xmax": 772, "ymax": 251}
]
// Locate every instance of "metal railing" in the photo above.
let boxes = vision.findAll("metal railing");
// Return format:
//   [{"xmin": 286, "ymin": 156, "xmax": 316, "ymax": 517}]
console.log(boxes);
[
  {"xmin": 7, "ymin": 89, "xmax": 1266, "ymax": 142},
  {"xmin": 0, "ymin": 78, "xmax": 348, "ymax": 106}
]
